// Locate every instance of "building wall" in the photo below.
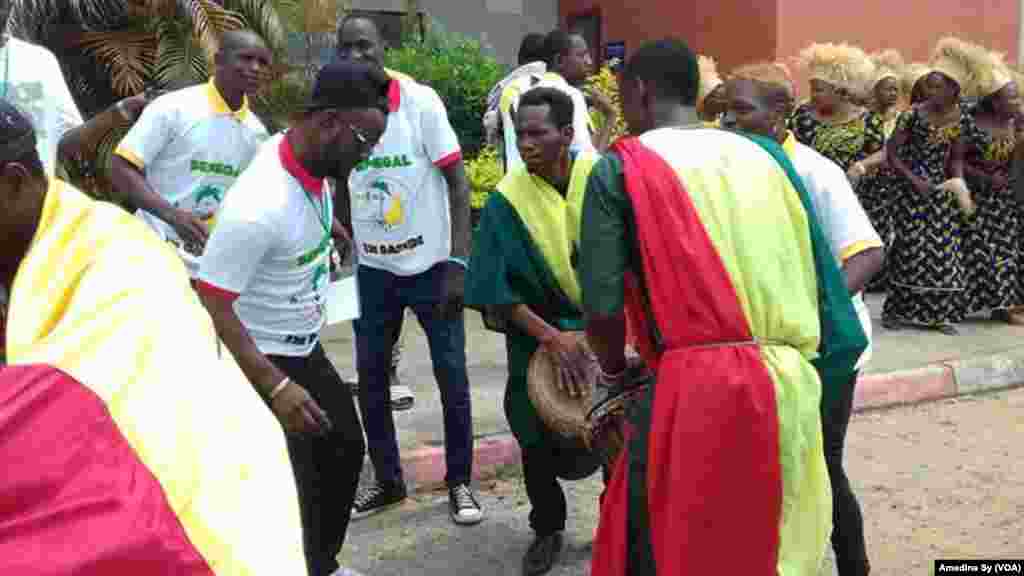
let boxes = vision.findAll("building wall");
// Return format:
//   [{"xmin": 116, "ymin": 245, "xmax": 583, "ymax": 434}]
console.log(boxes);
[
  {"xmin": 559, "ymin": 0, "xmax": 776, "ymax": 70},
  {"xmin": 560, "ymin": 0, "xmax": 1021, "ymax": 97},
  {"xmin": 776, "ymin": 0, "xmax": 1021, "ymax": 97},
  {"xmin": 353, "ymin": 0, "xmax": 558, "ymax": 66}
]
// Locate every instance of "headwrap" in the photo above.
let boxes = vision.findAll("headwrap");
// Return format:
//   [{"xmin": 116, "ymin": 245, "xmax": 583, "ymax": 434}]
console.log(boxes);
[
  {"xmin": 870, "ymin": 49, "xmax": 905, "ymax": 88},
  {"xmin": 729, "ymin": 61, "xmax": 795, "ymax": 98},
  {"xmin": 902, "ymin": 62, "xmax": 932, "ymax": 96},
  {"xmin": 797, "ymin": 42, "xmax": 876, "ymax": 97},
  {"xmin": 929, "ymin": 37, "xmax": 987, "ymax": 97}
]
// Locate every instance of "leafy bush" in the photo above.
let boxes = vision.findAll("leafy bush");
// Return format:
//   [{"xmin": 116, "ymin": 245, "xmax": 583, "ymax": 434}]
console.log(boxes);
[
  {"xmin": 465, "ymin": 145, "xmax": 502, "ymax": 211},
  {"xmin": 585, "ymin": 62, "xmax": 628, "ymax": 142},
  {"xmin": 384, "ymin": 21, "xmax": 505, "ymax": 156}
]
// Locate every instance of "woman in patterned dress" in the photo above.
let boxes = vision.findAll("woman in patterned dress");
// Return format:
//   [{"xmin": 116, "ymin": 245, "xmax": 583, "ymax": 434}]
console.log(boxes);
[
  {"xmin": 882, "ymin": 38, "xmax": 978, "ymax": 334},
  {"xmin": 790, "ymin": 43, "xmax": 884, "ymax": 180},
  {"xmin": 959, "ymin": 52, "xmax": 1024, "ymax": 323},
  {"xmin": 856, "ymin": 51, "xmax": 908, "ymax": 291}
]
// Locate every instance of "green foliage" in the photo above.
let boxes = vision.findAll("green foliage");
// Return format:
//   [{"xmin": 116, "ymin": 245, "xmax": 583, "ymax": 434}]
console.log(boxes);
[
  {"xmin": 465, "ymin": 146, "xmax": 502, "ymax": 210},
  {"xmin": 384, "ymin": 21, "xmax": 505, "ymax": 156}
]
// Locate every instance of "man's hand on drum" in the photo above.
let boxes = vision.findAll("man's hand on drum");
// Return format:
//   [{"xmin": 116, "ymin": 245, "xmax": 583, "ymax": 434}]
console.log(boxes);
[{"xmin": 543, "ymin": 330, "xmax": 590, "ymax": 398}]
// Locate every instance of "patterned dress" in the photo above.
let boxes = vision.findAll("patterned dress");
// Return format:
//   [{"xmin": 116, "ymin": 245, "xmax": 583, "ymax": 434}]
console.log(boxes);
[
  {"xmin": 883, "ymin": 106, "xmax": 969, "ymax": 328},
  {"xmin": 960, "ymin": 106, "xmax": 1020, "ymax": 314}
]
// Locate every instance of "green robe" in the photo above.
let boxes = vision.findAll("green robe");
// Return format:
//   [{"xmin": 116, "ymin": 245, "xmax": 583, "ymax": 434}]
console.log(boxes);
[{"xmin": 465, "ymin": 192, "xmax": 583, "ymax": 448}]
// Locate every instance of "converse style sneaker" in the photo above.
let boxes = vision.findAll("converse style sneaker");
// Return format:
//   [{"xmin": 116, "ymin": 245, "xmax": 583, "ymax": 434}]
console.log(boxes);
[
  {"xmin": 351, "ymin": 482, "xmax": 407, "ymax": 520},
  {"xmin": 449, "ymin": 483, "xmax": 484, "ymax": 525}
]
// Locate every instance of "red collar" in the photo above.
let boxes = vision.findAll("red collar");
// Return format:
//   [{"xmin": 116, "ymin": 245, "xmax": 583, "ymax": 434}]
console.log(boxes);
[
  {"xmin": 388, "ymin": 78, "xmax": 401, "ymax": 112},
  {"xmin": 278, "ymin": 134, "xmax": 323, "ymax": 196}
]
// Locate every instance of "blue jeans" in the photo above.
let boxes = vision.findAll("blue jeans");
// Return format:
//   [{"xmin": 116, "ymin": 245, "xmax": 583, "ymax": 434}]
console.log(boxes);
[{"xmin": 355, "ymin": 263, "xmax": 473, "ymax": 488}]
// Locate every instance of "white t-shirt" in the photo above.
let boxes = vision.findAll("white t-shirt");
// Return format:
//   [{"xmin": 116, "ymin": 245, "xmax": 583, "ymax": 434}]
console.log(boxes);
[
  {"xmin": 0, "ymin": 37, "xmax": 83, "ymax": 175},
  {"xmin": 197, "ymin": 134, "xmax": 333, "ymax": 357},
  {"xmin": 501, "ymin": 71, "xmax": 596, "ymax": 174},
  {"xmin": 786, "ymin": 135, "xmax": 883, "ymax": 369},
  {"xmin": 115, "ymin": 80, "xmax": 268, "ymax": 276},
  {"xmin": 346, "ymin": 71, "xmax": 462, "ymax": 276}
]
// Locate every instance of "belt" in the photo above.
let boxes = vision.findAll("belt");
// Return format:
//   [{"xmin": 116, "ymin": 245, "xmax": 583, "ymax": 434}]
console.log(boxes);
[{"xmin": 664, "ymin": 337, "xmax": 790, "ymax": 352}]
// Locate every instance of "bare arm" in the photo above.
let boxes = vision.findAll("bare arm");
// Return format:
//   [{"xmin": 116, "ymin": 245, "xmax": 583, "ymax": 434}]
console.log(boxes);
[
  {"xmin": 110, "ymin": 155, "xmax": 173, "ymax": 216},
  {"xmin": 886, "ymin": 124, "xmax": 930, "ymax": 195},
  {"xmin": 585, "ymin": 312, "xmax": 628, "ymax": 376},
  {"xmin": 58, "ymin": 96, "xmax": 146, "ymax": 163},
  {"xmin": 842, "ymin": 247, "xmax": 884, "ymax": 295},
  {"xmin": 949, "ymin": 137, "xmax": 966, "ymax": 180},
  {"xmin": 198, "ymin": 291, "xmax": 288, "ymax": 399},
  {"xmin": 441, "ymin": 160, "xmax": 472, "ymax": 260},
  {"xmin": 199, "ymin": 290, "xmax": 331, "ymax": 435},
  {"xmin": 503, "ymin": 304, "xmax": 560, "ymax": 344}
]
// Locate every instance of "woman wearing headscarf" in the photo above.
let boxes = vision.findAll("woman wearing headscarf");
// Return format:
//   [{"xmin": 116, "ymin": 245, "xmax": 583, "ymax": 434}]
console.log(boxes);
[
  {"xmin": 855, "ymin": 50, "xmax": 908, "ymax": 291},
  {"xmin": 959, "ymin": 49, "xmax": 1024, "ymax": 323},
  {"xmin": 883, "ymin": 37, "xmax": 976, "ymax": 334},
  {"xmin": 790, "ymin": 43, "xmax": 885, "ymax": 182}
]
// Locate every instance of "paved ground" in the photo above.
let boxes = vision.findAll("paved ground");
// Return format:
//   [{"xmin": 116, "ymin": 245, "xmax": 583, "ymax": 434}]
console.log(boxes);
[
  {"xmin": 319, "ymin": 292, "xmax": 1024, "ymax": 458},
  {"xmin": 338, "ymin": 387, "xmax": 1024, "ymax": 575}
]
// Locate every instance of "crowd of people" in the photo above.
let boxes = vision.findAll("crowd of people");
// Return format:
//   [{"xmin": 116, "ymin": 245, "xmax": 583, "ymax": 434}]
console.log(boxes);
[{"xmin": 1, "ymin": 0, "xmax": 1022, "ymax": 571}]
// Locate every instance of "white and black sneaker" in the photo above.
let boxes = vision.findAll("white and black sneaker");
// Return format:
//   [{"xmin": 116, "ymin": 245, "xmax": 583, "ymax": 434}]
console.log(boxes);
[
  {"xmin": 351, "ymin": 482, "xmax": 407, "ymax": 520},
  {"xmin": 449, "ymin": 483, "xmax": 484, "ymax": 525}
]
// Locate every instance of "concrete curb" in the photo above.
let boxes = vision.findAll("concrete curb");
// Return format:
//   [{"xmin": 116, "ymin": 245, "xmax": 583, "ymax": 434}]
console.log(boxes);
[{"xmin": 399, "ymin": 349, "xmax": 1024, "ymax": 491}]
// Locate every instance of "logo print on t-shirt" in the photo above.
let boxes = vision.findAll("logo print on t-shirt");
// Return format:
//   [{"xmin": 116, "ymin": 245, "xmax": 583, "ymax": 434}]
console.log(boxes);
[
  {"xmin": 353, "ymin": 177, "xmax": 408, "ymax": 232},
  {"xmin": 193, "ymin": 185, "xmax": 224, "ymax": 228}
]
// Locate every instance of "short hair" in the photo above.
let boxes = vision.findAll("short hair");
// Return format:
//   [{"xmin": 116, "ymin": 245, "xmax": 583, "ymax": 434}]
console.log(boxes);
[
  {"xmin": 543, "ymin": 30, "xmax": 572, "ymax": 67},
  {"xmin": 516, "ymin": 86, "xmax": 574, "ymax": 128},
  {"xmin": 219, "ymin": 29, "xmax": 266, "ymax": 56},
  {"xmin": 335, "ymin": 14, "xmax": 381, "ymax": 46},
  {"xmin": 729, "ymin": 61, "xmax": 795, "ymax": 101},
  {"xmin": 622, "ymin": 39, "xmax": 700, "ymax": 106},
  {"xmin": 518, "ymin": 33, "xmax": 547, "ymax": 65}
]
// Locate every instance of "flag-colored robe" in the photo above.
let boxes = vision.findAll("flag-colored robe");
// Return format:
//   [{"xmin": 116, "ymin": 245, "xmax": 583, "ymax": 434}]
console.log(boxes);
[
  {"xmin": 581, "ymin": 128, "xmax": 864, "ymax": 575},
  {"xmin": 2, "ymin": 180, "xmax": 306, "ymax": 575},
  {"xmin": 465, "ymin": 152, "xmax": 598, "ymax": 450}
]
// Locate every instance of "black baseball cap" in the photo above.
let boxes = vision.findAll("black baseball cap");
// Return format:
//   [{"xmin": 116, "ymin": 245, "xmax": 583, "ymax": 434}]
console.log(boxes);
[{"xmin": 304, "ymin": 59, "xmax": 390, "ymax": 112}]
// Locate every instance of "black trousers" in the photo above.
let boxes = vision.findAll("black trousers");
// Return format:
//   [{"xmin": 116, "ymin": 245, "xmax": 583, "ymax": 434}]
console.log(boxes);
[
  {"xmin": 521, "ymin": 430, "xmax": 609, "ymax": 537},
  {"xmin": 823, "ymin": 371, "xmax": 870, "ymax": 576},
  {"xmin": 269, "ymin": 343, "xmax": 366, "ymax": 576}
]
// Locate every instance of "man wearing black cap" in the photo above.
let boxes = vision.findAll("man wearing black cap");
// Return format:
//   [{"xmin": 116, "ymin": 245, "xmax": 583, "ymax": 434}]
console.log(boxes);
[{"xmin": 196, "ymin": 60, "xmax": 389, "ymax": 576}]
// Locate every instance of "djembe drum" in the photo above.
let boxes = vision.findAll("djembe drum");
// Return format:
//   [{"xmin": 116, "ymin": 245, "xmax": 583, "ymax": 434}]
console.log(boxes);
[{"xmin": 526, "ymin": 333, "xmax": 650, "ymax": 472}]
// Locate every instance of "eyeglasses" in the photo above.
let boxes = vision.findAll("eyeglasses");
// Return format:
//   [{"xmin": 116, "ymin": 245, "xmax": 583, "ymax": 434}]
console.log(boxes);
[{"xmin": 349, "ymin": 123, "xmax": 371, "ymax": 148}]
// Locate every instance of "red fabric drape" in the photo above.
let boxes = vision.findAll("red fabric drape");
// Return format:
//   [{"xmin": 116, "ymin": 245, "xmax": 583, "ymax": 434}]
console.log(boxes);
[
  {"xmin": 591, "ymin": 139, "xmax": 782, "ymax": 575},
  {"xmin": 0, "ymin": 365, "xmax": 213, "ymax": 575}
]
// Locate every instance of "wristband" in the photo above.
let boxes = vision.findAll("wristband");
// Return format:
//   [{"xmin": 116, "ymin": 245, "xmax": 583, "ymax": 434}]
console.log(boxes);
[
  {"xmin": 269, "ymin": 377, "xmax": 290, "ymax": 401},
  {"xmin": 447, "ymin": 256, "xmax": 468, "ymax": 269}
]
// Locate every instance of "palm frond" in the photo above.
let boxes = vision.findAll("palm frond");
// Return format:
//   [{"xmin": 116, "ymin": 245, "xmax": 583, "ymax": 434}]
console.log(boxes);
[
  {"xmin": 155, "ymin": 19, "xmax": 210, "ymax": 89},
  {"xmin": 176, "ymin": 0, "xmax": 245, "ymax": 57},
  {"xmin": 73, "ymin": 29, "xmax": 158, "ymax": 97},
  {"xmin": 222, "ymin": 0, "xmax": 288, "ymax": 54}
]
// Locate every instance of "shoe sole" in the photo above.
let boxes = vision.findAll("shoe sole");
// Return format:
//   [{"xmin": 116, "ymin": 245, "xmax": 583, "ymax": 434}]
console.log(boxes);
[
  {"xmin": 351, "ymin": 498, "xmax": 406, "ymax": 520},
  {"xmin": 450, "ymin": 510, "xmax": 484, "ymax": 526}
]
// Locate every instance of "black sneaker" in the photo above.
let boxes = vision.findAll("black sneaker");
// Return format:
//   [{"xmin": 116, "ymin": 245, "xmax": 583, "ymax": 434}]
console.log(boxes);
[
  {"xmin": 449, "ymin": 483, "xmax": 484, "ymax": 525},
  {"xmin": 351, "ymin": 482, "xmax": 407, "ymax": 520}
]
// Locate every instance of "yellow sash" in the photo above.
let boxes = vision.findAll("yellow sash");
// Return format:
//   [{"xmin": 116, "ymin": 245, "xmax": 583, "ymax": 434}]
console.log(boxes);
[{"xmin": 497, "ymin": 151, "xmax": 599, "ymax": 307}]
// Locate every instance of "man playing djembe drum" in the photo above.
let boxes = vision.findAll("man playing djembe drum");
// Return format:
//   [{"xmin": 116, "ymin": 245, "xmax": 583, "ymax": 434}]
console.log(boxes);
[{"xmin": 466, "ymin": 86, "xmax": 605, "ymax": 576}]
